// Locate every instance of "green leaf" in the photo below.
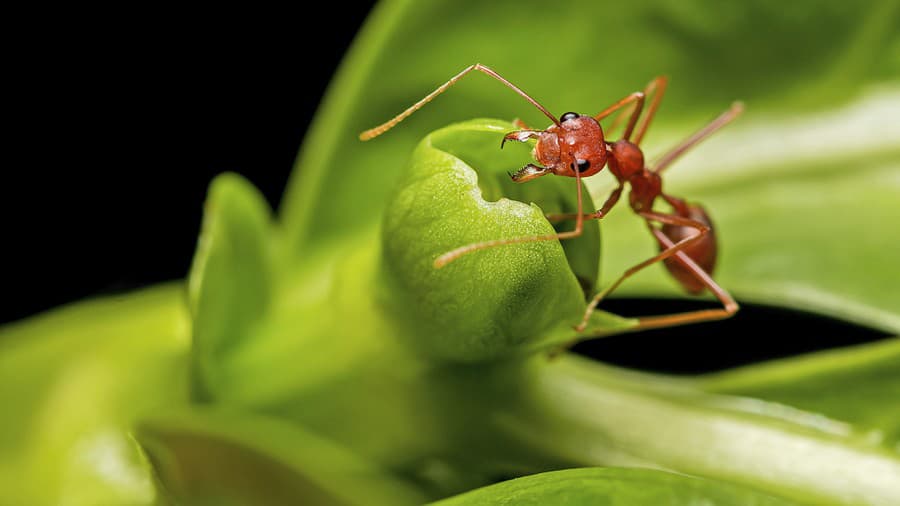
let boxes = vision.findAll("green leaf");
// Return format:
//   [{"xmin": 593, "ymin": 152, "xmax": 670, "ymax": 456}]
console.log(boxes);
[
  {"xmin": 598, "ymin": 143, "xmax": 900, "ymax": 332},
  {"xmin": 0, "ymin": 284, "xmax": 189, "ymax": 506},
  {"xmin": 381, "ymin": 118, "xmax": 632, "ymax": 362},
  {"xmin": 506, "ymin": 356, "xmax": 900, "ymax": 506},
  {"xmin": 188, "ymin": 172, "xmax": 275, "ymax": 400},
  {"xmin": 700, "ymin": 336, "xmax": 900, "ymax": 452},
  {"xmin": 431, "ymin": 467, "xmax": 798, "ymax": 505},
  {"xmin": 136, "ymin": 407, "xmax": 428, "ymax": 506},
  {"xmin": 280, "ymin": 0, "xmax": 900, "ymax": 331}
]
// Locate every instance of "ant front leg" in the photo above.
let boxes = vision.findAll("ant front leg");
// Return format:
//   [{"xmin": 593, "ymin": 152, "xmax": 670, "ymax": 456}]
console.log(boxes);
[
  {"xmin": 593, "ymin": 92, "xmax": 645, "ymax": 142},
  {"xmin": 545, "ymin": 185, "xmax": 623, "ymax": 223},
  {"xmin": 604, "ymin": 76, "xmax": 668, "ymax": 144},
  {"xmin": 575, "ymin": 210, "xmax": 711, "ymax": 332},
  {"xmin": 512, "ymin": 118, "xmax": 532, "ymax": 129},
  {"xmin": 434, "ymin": 168, "xmax": 587, "ymax": 268},
  {"xmin": 633, "ymin": 76, "xmax": 668, "ymax": 145}
]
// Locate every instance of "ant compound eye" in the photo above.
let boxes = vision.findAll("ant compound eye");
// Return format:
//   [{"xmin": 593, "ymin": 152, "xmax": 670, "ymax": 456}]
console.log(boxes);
[
  {"xmin": 560, "ymin": 112, "xmax": 580, "ymax": 122},
  {"xmin": 568, "ymin": 160, "xmax": 591, "ymax": 172}
]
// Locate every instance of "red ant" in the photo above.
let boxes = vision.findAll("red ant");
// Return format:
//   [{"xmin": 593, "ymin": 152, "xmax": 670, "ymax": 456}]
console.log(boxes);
[{"xmin": 360, "ymin": 64, "xmax": 742, "ymax": 333}]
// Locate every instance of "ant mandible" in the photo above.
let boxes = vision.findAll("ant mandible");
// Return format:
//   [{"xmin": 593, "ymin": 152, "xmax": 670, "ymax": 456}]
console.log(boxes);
[{"xmin": 360, "ymin": 64, "xmax": 742, "ymax": 332}]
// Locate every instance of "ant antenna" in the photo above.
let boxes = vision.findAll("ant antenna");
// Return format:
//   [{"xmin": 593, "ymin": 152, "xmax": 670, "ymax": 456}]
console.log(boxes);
[{"xmin": 360, "ymin": 64, "xmax": 560, "ymax": 141}]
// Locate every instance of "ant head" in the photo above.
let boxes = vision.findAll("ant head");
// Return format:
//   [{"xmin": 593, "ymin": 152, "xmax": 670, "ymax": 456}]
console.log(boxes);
[{"xmin": 507, "ymin": 112, "xmax": 608, "ymax": 183}]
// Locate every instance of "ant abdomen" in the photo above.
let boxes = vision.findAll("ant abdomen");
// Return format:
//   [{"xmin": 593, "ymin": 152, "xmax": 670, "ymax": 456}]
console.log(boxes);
[{"xmin": 661, "ymin": 204, "xmax": 717, "ymax": 295}]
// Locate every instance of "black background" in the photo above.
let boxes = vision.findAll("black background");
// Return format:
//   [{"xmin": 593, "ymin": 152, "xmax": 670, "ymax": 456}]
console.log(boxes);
[
  {"xmin": 4, "ymin": 7, "xmax": 375, "ymax": 324},
  {"xmin": 4, "ymin": 6, "xmax": 888, "ymax": 372}
]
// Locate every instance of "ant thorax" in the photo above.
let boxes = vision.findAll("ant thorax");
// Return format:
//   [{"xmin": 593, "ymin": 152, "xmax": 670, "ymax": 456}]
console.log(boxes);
[
  {"xmin": 607, "ymin": 140, "xmax": 646, "ymax": 181},
  {"xmin": 534, "ymin": 115, "xmax": 607, "ymax": 178}
]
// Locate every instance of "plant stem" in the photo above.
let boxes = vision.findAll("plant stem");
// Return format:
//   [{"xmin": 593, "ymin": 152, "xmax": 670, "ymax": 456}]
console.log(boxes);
[{"xmin": 497, "ymin": 355, "xmax": 900, "ymax": 506}]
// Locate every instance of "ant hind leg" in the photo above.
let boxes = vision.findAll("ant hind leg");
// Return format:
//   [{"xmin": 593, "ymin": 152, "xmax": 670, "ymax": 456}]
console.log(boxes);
[
  {"xmin": 631, "ymin": 227, "xmax": 738, "ymax": 331},
  {"xmin": 575, "ymin": 210, "xmax": 713, "ymax": 332}
]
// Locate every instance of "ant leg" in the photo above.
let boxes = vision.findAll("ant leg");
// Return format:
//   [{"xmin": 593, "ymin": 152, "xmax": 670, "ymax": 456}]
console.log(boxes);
[
  {"xmin": 604, "ymin": 76, "xmax": 668, "ymax": 142},
  {"xmin": 360, "ymin": 64, "xmax": 559, "ymax": 141},
  {"xmin": 602, "ymin": 103, "xmax": 635, "ymax": 139},
  {"xmin": 632, "ymin": 76, "xmax": 669, "ymax": 145},
  {"xmin": 593, "ymin": 92, "xmax": 645, "ymax": 141},
  {"xmin": 575, "ymin": 211, "xmax": 710, "ymax": 332},
  {"xmin": 545, "ymin": 185, "xmax": 623, "ymax": 223},
  {"xmin": 652, "ymin": 102, "xmax": 744, "ymax": 173},
  {"xmin": 629, "ymin": 228, "xmax": 739, "ymax": 331},
  {"xmin": 512, "ymin": 118, "xmax": 532, "ymax": 129},
  {"xmin": 434, "ymin": 167, "xmax": 586, "ymax": 268}
]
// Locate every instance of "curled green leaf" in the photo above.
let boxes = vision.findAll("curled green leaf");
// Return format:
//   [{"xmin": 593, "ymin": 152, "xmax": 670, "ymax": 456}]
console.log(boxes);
[{"xmin": 380, "ymin": 119, "xmax": 630, "ymax": 362}]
